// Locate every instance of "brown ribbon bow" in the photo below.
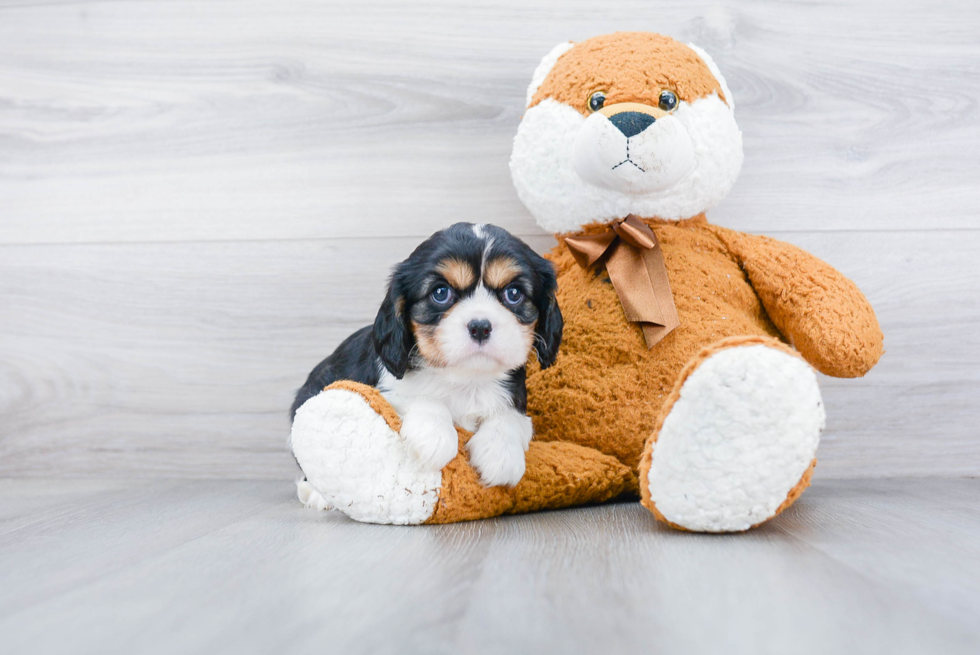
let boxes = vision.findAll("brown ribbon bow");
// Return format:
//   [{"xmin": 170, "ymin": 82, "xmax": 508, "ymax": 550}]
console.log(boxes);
[{"xmin": 564, "ymin": 214, "xmax": 680, "ymax": 348}]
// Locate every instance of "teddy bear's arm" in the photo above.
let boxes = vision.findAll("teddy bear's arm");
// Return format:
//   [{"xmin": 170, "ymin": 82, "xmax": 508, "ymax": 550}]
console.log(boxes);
[{"xmin": 715, "ymin": 228, "xmax": 883, "ymax": 378}]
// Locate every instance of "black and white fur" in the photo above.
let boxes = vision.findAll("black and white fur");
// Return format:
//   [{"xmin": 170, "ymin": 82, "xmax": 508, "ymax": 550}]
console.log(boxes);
[{"xmin": 291, "ymin": 222, "xmax": 562, "ymax": 488}]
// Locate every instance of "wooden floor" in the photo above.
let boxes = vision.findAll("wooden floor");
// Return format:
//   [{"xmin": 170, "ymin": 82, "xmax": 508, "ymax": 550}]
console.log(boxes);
[{"xmin": 0, "ymin": 477, "xmax": 977, "ymax": 654}]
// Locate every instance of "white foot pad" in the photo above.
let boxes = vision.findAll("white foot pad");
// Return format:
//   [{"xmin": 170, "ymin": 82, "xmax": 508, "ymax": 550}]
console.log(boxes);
[
  {"xmin": 290, "ymin": 389, "xmax": 441, "ymax": 525},
  {"xmin": 647, "ymin": 345, "xmax": 825, "ymax": 532}
]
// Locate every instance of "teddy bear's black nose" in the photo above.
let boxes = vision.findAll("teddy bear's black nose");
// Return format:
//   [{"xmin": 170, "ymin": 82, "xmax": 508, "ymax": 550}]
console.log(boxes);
[{"xmin": 608, "ymin": 111, "xmax": 656, "ymax": 138}]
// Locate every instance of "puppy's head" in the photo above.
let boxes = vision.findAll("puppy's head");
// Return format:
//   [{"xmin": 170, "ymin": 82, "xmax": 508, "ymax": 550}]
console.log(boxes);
[
  {"xmin": 510, "ymin": 32, "xmax": 743, "ymax": 233},
  {"xmin": 373, "ymin": 223, "xmax": 562, "ymax": 378}
]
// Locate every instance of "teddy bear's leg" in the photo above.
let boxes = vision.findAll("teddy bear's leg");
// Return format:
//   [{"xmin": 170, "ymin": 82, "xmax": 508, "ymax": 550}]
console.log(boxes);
[
  {"xmin": 638, "ymin": 336, "xmax": 825, "ymax": 533},
  {"xmin": 291, "ymin": 381, "xmax": 634, "ymax": 525},
  {"xmin": 290, "ymin": 381, "xmax": 443, "ymax": 524},
  {"xmin": 430, "ymin": 438, "xmax": 635, "ymax": 523}
]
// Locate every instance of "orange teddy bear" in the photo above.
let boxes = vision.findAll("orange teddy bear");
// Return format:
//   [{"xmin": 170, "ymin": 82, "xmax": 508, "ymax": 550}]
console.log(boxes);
[{"xmin": 291, "ymin": 32, "xmax": 882, "ymax": 532}]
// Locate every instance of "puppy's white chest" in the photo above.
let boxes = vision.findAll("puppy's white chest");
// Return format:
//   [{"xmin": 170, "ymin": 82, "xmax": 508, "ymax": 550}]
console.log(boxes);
[
  {"xmin": 449, "ymin": 382, "xmax": 512, "ymax": 432},
  {"xmin": 378, "ymin": 368, "xmax": 512, "ymax": 430}
]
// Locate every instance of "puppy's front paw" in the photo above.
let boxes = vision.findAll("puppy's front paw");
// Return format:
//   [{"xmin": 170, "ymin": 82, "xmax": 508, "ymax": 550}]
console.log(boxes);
[
  {"xmin": 296, "ymin": 479, "xmax": 332, "ymax": 511},
  {"xmin": 400, "ymin": 401, "xmax": 459, "ymax": 471},
  {"xmin": 467, "ymin": 413, "xmax": 533, "ymax": 487}
]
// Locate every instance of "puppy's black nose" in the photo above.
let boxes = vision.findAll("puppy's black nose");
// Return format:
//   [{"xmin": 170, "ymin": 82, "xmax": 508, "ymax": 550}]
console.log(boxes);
[
  {"xmin": 609, "ymin": 111, "xmax": 656, "ymax": 138},
  {"xmin": 467, "ymin": 319, "xmax": 492, "ymax": 344}
]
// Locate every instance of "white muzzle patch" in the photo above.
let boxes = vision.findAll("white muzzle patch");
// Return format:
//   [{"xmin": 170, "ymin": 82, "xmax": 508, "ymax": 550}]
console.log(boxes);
[
  {"xmin": 511, "ymin": 96, "xmax": 743, "ymax": 234},
  {"xmin": 572, "ymin": 113, "xmax": 696, "ymax": 195},
  {"xmin": 438, "ymin": 286, "xmax": 531, "ymax": 373}
]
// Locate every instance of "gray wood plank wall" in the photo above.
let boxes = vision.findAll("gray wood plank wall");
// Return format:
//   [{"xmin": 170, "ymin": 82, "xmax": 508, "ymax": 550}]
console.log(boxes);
[{"xmin": 1, "ymin": 0, "xmax": 978, "ymax": 479}]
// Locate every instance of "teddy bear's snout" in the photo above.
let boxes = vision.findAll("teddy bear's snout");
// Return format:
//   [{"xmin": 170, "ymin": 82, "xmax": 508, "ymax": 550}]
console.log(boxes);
[
  {"xmin": 608, "ymin": 111, "xmax": 656, "ymax": 138},
  {"xmin": 571, "ymin": 106, "xmax": 696, "ymax": 196}
]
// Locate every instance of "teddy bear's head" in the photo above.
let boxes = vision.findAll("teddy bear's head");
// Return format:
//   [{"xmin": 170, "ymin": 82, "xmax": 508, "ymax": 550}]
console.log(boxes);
[{"xmin": 510, "ymin": 32, "xmax": 743, "ymax": 233}]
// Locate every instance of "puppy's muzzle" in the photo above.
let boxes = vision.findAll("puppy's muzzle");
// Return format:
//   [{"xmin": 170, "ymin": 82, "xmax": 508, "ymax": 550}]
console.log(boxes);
[{"xmin": 467, "ymin": 319, "xmax": 492, "ymax": 344}]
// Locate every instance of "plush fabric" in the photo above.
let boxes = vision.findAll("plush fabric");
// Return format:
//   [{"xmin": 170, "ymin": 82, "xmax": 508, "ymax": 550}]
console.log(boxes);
[
  {"xmin": 528, "ymin": 32, "xmax": 727, "ymax": 114},
  {"xmin": 525, "ymin": 216, "xmax": 882, "ymax": 471},
  {"xmin": 636, "ymin": 336, "xmax": 823, "ymax": 532},
  {"xmin": 428, "ymin": 432, "xmax": 634, "ymax": 524},
  {"xmin": 291, "ymin": 31, "xmax": 883, "ymax": 532}
]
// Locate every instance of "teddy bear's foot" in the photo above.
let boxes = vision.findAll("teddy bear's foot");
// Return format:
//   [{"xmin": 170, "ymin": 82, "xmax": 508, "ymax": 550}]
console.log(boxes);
[
  {"xmin": 290, "ymin": 381, "xmax": 442, "ymax": 525},
  {"xmin": 291, "ymin": 381, "xmax": 635, "ymax": 525},
  {"xmin": 639, "ymin": 336, "xmax": 825, "ymax": 532}
]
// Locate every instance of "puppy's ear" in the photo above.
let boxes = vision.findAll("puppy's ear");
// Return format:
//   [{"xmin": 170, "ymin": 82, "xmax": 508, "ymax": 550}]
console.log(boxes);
[
  {"xmin": 531, "ymin": 254, "xmax": 563, "ymax": 369},
  {"xmin": 373, "ymin": 273, "xmax": 413, "ymax": 379}
]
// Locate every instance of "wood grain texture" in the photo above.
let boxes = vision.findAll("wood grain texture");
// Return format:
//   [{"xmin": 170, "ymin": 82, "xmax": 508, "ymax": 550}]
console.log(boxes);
[
  {"xmin": 2, "ymin": 231, "xmax": 977, "ymax": 478},
  {"xmin": 0, "ymin": 0, "xmax": 978, "ymax": 244},
  {"xmin": 0, "ymin": 0, "xmax": 979, "ymax": 479},
  {"xmin": 0, "ymin": 478, "xmax": 978, "ymax": 654}
]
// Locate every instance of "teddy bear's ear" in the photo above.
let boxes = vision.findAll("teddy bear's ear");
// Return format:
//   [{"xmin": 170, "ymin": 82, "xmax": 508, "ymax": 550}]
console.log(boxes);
[
  {"xmin": 525, "ymin": 41, "xmax": 575, "ymax": 107},
  {"xmin": 685, "ymin": 42, "xmax": 735, "ymax": 112}
]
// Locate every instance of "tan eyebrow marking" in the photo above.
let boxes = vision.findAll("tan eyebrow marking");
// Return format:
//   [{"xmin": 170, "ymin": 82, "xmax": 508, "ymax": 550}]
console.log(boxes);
[
  {"xmin": 484, "ymin": 257, "xmax": 522, "ymax": 288},
  {"xmin": 435, "ymin": 258, "xmax": 476, "ymax": 290}
]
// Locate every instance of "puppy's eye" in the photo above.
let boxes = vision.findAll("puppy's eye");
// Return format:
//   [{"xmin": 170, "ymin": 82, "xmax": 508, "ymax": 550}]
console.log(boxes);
[
  {"xmin": 658, "ymin": 90, "xmax": 678, "ymax": 111},
  {"xmin": 588, "ymin": 91, "xmax": 606, "ymax": 112},
  {"xmin": 503, "ymin": 287, "xmax": 524, "ymax": 305},
  {"xmin": 430, "ymin": 286, "xmax": 454, "ymax": 305}
]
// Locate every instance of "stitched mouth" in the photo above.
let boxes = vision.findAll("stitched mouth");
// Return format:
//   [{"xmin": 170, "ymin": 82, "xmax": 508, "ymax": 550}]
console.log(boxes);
[{"xmin": 610, "ymin": 139, "xmax": 645, "ymax": 172}]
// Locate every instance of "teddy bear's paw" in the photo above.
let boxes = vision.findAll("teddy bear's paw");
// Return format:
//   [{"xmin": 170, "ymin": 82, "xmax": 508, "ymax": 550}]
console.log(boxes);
[
  {"xmin": 290, "ymin": 387, "xmax": 442, "ymax": 525},
  {"xmin": 642, "ymin": 342, "xmax": 825, "ymax": 532}
]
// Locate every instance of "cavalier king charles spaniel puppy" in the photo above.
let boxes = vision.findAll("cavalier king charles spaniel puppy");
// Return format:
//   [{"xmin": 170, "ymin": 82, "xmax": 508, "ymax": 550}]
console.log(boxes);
[{"xmin": 291, "ymin": 222, "xmax": 563, "ymax": 490}]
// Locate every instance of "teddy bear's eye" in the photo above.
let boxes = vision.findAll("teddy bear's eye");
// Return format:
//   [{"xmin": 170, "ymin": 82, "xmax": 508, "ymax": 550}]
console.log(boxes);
[
  {"xmin": 658, "ymin": 90, "xmax": 678, "ymax": 111},
  {"xmin": 588, "ymin": 91, "xmax": 606, "ymax": 112}
]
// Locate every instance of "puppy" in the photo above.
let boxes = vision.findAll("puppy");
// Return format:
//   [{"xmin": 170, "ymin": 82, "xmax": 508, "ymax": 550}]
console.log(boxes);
[{"xmin": 291, "ymin": 222, "xmax": 563, "ymax": 489}]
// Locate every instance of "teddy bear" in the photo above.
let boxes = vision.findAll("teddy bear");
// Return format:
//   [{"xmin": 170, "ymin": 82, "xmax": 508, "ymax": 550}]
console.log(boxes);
[{"xmin": 290, "ymin": 31, "xmax": 883, "ymax": 532}]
